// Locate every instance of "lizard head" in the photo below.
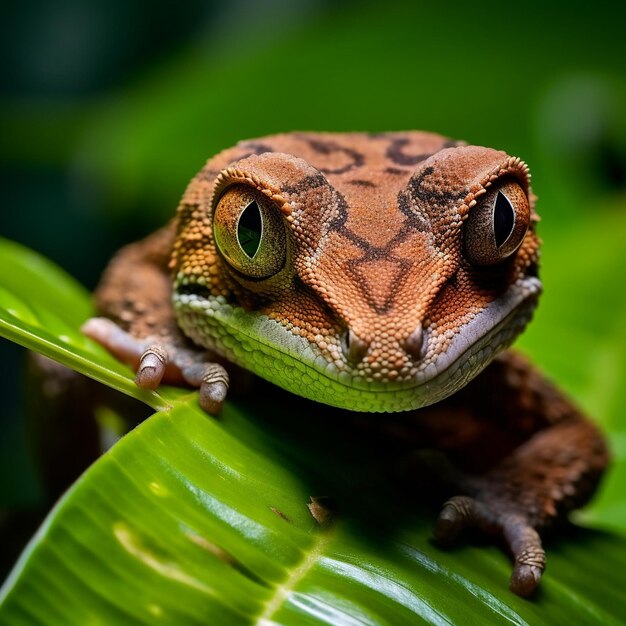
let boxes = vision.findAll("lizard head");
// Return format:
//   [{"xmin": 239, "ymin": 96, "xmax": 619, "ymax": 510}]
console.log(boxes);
[{"xmin": 171, "ymin": 132, "xmax": 541, "ymax": 412}]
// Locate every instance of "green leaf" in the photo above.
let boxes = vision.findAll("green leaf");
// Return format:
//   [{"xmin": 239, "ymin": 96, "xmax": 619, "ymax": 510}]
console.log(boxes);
[
  {"xmin": 0, "ymin": 237, "xmax": 171, "ymax": 410},
  {"xmin": 1, "ymin": 399, "xmax": 626, "ymax": 625},
  {"xmin": 1, "ymin": 237, "xmax": 626, "ymax": 625}
]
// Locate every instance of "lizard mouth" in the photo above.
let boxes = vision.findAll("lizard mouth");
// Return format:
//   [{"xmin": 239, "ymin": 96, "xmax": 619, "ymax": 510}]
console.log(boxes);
[
  {"xmin": 174, "ymin": 276, "xmax": 541, "ymax": 413},
  {"xmin": 408, "ymin": 276, "xmax": 542, "ymax": 388},
  {"xmin": 401, "ymin": 277, "xmax": 541, "ymax": 406}
]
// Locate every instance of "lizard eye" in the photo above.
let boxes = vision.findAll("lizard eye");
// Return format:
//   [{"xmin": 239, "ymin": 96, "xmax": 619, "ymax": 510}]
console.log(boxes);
[
  {"xmin": 463, "ymin": 180, "xmax": 530, "ymax": 266},
  {"xmin": 213, "ymin": 184, "xmax": 287, "ymax": 278}
]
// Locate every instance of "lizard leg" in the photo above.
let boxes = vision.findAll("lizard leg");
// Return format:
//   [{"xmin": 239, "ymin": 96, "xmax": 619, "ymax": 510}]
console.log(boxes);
[
  {"xmin": 83, "ymin": 316, "xmax": 230, "ymax": 415},
  {"xmin": 424, "ymin": 353, "xmax": 609, "ymax": 596},
  {"xmin": 435, "ymin": 494, "xmax": 545, "ymax": 596},
  {"xmin": 82, "ymin": 226, "xmax": 230, "ymax": 414},
  {"xmin": 179, "ymin": 361, "xmax": 230, "ymax": 415},
  {"xmin": 376, "ymin": 352, "xmax": 610, "ymax": 595}
]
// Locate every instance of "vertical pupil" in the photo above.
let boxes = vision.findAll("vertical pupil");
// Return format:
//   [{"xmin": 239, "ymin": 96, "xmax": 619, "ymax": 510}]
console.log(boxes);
[
  {"xmin": 237, "ymin": 201, "xmax": 262, "ymax": 258},
  {"xmin": 493, "ymin": 191, "xmax": 515, "ymax": 248}
]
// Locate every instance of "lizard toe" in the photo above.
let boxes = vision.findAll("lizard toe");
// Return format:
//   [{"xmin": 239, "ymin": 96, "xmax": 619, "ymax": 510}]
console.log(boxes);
[
  {"xmin": 182, "ymin": 363, "xmax": 230, "ymax": 415},
  {"xmin": 510, "ymin": 562, "xmax": 543, "ymax": 597},
  {"xmin": 434, "ymin": 495, "xmax": 545, "ymax": 597},
  {"xmin": 135, "ymin": 345, "xmax": 168, "ymax": 390},
  {"xmin": 82, "ymin": 317, "xmax": 145, "ymax": 368},
  {"xmin": 434, "ymin": 495, "xmax": 498, "ymax": 544},
  {"xmin": 503, "ymin": 516, "xmax": 546, "ymax": 596}
]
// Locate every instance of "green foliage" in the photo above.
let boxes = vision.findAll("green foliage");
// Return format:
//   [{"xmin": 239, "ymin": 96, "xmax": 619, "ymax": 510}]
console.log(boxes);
[
  {"xmin": 2, "ymin": 397, "xmax": 625, "ymax": 625},
  {"xmin": 2, "ymin": 2, "xmax": 625, "ymax": 621},
  {"xmin": 0, "ymin": 239, "xmax": 169, "ymax": 411},
  {"xmin": 0, "ymin": 228, "xmax": 626, "ymax": 625}
]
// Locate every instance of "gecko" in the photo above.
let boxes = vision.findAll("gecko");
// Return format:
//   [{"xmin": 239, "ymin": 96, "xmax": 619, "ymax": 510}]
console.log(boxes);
[{"xmin": 82, "ymin": 131, "xmax": 609, "ymax": 596}]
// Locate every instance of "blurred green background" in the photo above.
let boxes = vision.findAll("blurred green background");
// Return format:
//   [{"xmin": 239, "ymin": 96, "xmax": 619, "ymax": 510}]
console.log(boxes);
[{"xmin": 1, "ymin": 0, "xmax": 625, "ymax": 578}]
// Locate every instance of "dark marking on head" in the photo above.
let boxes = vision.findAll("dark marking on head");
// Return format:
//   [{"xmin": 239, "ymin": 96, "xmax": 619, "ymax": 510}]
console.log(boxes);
[
  {"xmin": 329, "ymin": 188, "xmax": 356, "ymax": 234},
  {"xmin": 397, "ymin": 189, "xmax": 431, "ymax": 232},
  {"xmin": 386, "ymin": 137, "xmax": 435, "ymax": 166},
  {"xmin": 346, "ymin": 254, "xmax": 411, "ymax": 314},
  {"xmin": 385, "ymin": 167, "xmax": 410, "ymax": 176},
  {"xmin": 397, "ymin": 166, "xmax": 467, "ymax": 236},
  {"xmin": 322, "ymin": 186, "xmax": 426, "ymax": 312},
  {"xmin": 348, "ymin": 179, "xmax": 377, "ymax": 187},
  {"xmin": 295, "ymin": 134, "xmax": 365, "ymax": 174},
  {"xmin": 240, "ymin": 142, "xmax": 275, "ymax": 154},
  {"xmin": 407, "ymin": 167, "xmax": 467, "ymax": 204},
  {"xmin": 235, "ymin": 143, "xmax": 276, "ymax": 162},
  {"xmin": 281, "ymin": 173, "xmax": 329, "ymax": 195}
]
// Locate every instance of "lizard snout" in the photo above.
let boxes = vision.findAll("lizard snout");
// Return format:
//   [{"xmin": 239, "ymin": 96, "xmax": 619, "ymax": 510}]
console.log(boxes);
[{"xmin": 339, "ymin": 322, "xmax": 426, "ymax": 370}]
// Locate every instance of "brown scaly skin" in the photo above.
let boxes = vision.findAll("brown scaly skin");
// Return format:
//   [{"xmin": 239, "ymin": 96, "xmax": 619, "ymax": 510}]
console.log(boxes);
[
  {"xmin": 83, "ymin": 132, "xmax": 609, "ymax": 596},
  {"xmin": 369, "ymin": 350, "xmax": 608, "ymax": 596}
]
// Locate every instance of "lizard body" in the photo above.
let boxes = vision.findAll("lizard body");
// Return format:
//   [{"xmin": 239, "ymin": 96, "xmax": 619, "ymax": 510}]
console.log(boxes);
[{"xmin": 83, "ymin": 131, "xmax": 608, "ymax": 596}]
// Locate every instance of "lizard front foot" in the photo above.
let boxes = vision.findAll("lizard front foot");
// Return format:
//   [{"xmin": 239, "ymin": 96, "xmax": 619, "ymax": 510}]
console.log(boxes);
[
  {"xmin": 434, "ymin": 494, "xmax": 546, "ymax": 596},
  {"xmin": 82, "ymin": 317, "xmax": 229, "ymax": 414}
]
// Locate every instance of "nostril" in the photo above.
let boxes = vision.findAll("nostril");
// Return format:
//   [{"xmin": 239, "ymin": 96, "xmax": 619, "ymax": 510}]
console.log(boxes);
[
  {"xmin": 341, "ymin": 328, "xmax": 369, "ymax": 363},
  {"xmin": 404, "ymin": 324, "xmax": 424, "ymax": 359}
]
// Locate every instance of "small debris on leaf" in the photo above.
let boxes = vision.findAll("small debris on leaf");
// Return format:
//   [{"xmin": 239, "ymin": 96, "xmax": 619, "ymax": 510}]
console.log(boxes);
[
  {"xmin": 270, "ymin": 507, "xmax": 290, "ymax": 522},
  {"xmin": 307, "ymin": 496, "xmax": 336, "ymax": 525}
]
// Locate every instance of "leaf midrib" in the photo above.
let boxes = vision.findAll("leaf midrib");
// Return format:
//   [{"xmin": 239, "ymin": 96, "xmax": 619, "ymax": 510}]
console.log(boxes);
[{"xmin": 255, "ymin": 528, "xmax": 333, "ymax": 624}]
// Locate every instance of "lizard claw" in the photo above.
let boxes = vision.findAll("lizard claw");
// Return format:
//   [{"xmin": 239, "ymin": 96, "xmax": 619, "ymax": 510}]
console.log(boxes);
[
  {"xmin": 181, "ymin": 363, "xmax": 229, "ymax": 415},
  {"xmin": 434, "ymin": 495, "xmax": 546, "ymax": 596},
  {"xmin": 82, "ymin": 317, "xmax": 229, "ymax": 415},
  {"xmin": 136, "ymin": 345, "xmax": 168, "ymax": 390},
  {"xmin": 510, "ymin": 561, "xmax": 543, "ymax": 597},
  {"xmin": 504, "ymin": 517, "xmax": 546, "ymax": 596}
]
